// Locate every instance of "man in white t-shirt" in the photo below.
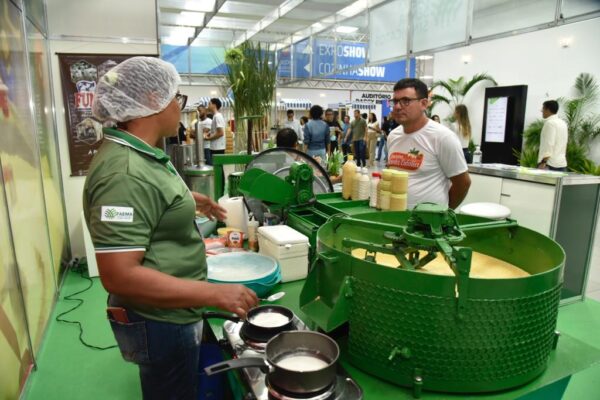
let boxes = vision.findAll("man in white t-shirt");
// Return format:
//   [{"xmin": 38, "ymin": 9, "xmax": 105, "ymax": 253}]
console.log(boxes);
[
  {"xmin": 387, "ymin": 78, "xmax": 471, "ymax": 209},
  {"xmin": 283, "ymin": 109, "xmax": 303, "ymax": 143},
  {"xmin": 537, "ymin": 100, "xmax": 568, "ymax": 171},
  {"xmin": 195, "ymin": 105, "xmax": 212, "ymax": 164},
  {"xmin": 207, "ymin": 98, "xmax": 226, "ymax": 163}
]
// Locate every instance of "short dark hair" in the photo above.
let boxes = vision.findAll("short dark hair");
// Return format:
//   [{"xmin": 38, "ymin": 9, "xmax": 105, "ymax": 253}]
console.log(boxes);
[
  {"xmin": 393, "ymin": 78, "xmax": 429, "ymax": 99},
  {"xmin": 543, "ymin": 100, "xmax": 559, "ymax": 114},
  {"xmin": 287, "ymin": 109, "xmax": 294, "ymax": 115},
  {"xmin": 309, "ymin": 105, "xmax": 323, "ymax": 120},
  {"xmin": 325, "ymin": 108, "xmax": 334, "ymax": 114},
  {"xmin": 276, "ymin": 128, "xmax": 298, "ymax": 148},
  {"xmin": 300, "ymin": 116, "xmax": 308, "ymax": 124},
  {"xmin": 369, "ymin": 112, "xmax": 377, "ymax": 122},
  {"xmin": 361, "ymin": 113, "xmax": 368, "ymax": 120},
  {"xmin": 209, "ymin": 98, "xmax": 222, "ymax": 110}
]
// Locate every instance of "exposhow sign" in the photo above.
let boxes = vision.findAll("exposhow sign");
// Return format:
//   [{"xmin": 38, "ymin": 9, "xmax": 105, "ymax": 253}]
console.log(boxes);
[{"xmin": 58, "ymin": 53, "xmax": 154, "ymax": 176}]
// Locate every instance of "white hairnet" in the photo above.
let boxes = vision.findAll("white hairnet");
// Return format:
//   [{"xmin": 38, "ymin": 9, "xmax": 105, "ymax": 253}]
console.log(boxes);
[{"xmin": 92, "ymin": 56, "xmax": 180, "ymax": 123}]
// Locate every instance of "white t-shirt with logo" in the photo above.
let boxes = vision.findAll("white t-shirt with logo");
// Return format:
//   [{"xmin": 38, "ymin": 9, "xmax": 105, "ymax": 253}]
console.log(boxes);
[
  {"xmin": 387, "ymin": 120, "xmax": 467, "ymax": 208},
  {"xmin": 200, "ymin": 117, "xmax": 212, "ymax": 149},
  {"xmin": 210, "ymin": 112, "xmax": 226, "ymax": 151}
]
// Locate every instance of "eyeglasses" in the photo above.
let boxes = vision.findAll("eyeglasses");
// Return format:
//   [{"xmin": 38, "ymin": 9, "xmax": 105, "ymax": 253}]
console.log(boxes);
[
  {"xmin": 175, "ymin": 93, "xmax": 188, "ymax": 110},
  {"xmin": 389, "ymin": 97, "xmax": 425, "ymax": 107}
]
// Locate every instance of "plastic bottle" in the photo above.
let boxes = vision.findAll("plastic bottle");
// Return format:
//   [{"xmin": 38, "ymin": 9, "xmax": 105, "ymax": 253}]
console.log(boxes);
[
  {"xmin": 390, "ymin": 193, "xmax": 408, "ymax": 211},
  {"xmin": 247, "ymin": 214, "xmax": 259, "ymax": 252},
  {"xmin": 473, "ymin": 146, "xmax": 482, "ymax": 164},
  {"xmin": 370, "ymin": 172, "xmax": 381, "ymax": 208},
  {"xmin": 342, "ymin": 155, "xmax": 357, "ymax": 200},
  {"xmin": 352, "ymin": 167, "xmax": 362, "ymax": 199},
  {"xmin": 380, "ymin": 190, "xmax": 391, "ymax": 210},
  {"xmin": 391, "ymin": 170, "xmax": 408, "ymax": 194},
  {"xmin": 358, "ymin": 168, "xmax": 370, "ymax": 200}
]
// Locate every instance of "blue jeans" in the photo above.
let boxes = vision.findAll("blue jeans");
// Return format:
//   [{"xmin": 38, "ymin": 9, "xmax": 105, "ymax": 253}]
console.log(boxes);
[
  {"xmin": 108, "ymin": 301, "xmax": 204, "ymax": 400},
  {"xmin": 307, "ymin": 148, "xmax": 327, "ymax": 164},
  {"xmin": 353, "ymin": 140, "xmax": 366, "ymax": 167},
  {"xmin": 376, "ymin": 137, "xmax": 387, "ymax": 161}
]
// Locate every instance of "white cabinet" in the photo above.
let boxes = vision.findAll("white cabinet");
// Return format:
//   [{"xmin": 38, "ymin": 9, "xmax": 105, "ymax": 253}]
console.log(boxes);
[
  {"xmin": 462, "ymin": 173, "xmax": 557, "ymax": 236},
  {"xmin": 499, "ymin": 179, "xmax": 555, "ymax": 235},
  {"xmin": 462, "ymin": 174, "xmax": 503, "ymax": 204}
]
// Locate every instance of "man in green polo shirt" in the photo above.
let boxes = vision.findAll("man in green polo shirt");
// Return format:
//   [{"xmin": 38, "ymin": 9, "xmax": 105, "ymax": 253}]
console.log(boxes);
[
  {"xmin": 84, "ymin": 57, "xmax": 258, "ymax": 400},
  {"xmin": 346, "ymin": 109, "xmax": 367, "ymax": 167}
]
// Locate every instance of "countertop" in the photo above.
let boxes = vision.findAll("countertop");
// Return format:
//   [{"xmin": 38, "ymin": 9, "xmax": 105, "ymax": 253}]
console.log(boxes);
[
  {"xmin": 206, "ymin": 279, "xmax": 600, "ymax": 400},
  {"xmin": 468, "ymin": 164, "xmax": 600, "ymax": 186}
]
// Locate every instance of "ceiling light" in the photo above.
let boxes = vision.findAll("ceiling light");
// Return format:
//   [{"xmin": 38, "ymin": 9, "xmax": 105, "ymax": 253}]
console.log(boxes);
[
  {"xmin": 559, "ymin": 37, "xmax": 573, "ymax": 48},
  {"xmin": 183, "ymin": 0, "xmax": 215, "ymax": 12},
  {"xmin": 210, "ymin": 90, "xmax": 217, "ymax": 95},
  {"xmin": 416, "ymin": 55, "xmax": 433, "ymax": 60},
  {"xmin": 177, "ymin": 11, "xmax": 205, "ymax": 26},
  {"xmin": 276, "ymin": 92, "xmax": 281, "ymax": 97},
  {"xmin": 461, "ymin": 54, "xmax": 472, "ymax": 64},
  {"xmin": 121, "ymin": 37, "xmax": 129, "ymax": 44},
  {"xmin": 319, "ymin": 93, "xmax": 326, "ymax": 97},
  {"xmin": 420, "ymin": 75, "xmax": 433, "ymax": 80},
  {"xmin": 162, "ymin": 35, "xmax": 189, "ymax": 46},
  {"xmin": 335, "ymin": 26, "xmax": 358, "ymax": 34},
  {"xmin": 338, "ymin": 0, "xmax": 368, "ymax": 18}
]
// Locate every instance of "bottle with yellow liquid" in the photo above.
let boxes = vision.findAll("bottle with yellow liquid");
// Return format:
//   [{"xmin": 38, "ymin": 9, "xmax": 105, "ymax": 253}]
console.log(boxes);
[{"xmin": 342, "ymin": 155, "xmax": 357, "ymax": 200}]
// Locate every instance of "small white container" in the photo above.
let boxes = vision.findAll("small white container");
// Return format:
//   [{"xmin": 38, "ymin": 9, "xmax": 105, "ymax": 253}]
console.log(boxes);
[{"xmin": 258, "ymin": 225, "xmax": 310, "ymax": 282}]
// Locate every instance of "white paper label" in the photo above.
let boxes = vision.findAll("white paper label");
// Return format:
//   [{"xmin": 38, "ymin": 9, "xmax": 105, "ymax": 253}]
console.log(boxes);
[{"xmin": 101, "ymin": 206, "xmax": 134, "ymax": 223}]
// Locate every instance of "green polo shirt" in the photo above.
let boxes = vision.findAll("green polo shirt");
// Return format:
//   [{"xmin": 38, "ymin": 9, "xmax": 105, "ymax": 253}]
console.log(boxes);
[
  {"xmin": 83, "ymin": 128, "xmax": 206, "ymax": 324},
  {"xmin": 351, "ymin": 118, "xmax": 367, "ymax": 141}
]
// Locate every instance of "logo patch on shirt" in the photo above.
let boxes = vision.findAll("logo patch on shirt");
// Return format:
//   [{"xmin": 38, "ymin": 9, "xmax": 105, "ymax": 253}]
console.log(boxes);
[
  {"xmin": 388, "ymin": 148, "xmax": 424, "ymax": 170},
  {"xmin": 101, "ymin": 206, "xmax": 134, "ymax": 222}
]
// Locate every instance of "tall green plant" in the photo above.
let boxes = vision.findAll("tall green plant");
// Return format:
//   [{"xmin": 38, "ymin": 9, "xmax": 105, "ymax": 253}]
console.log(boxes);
[
  {"xmin": 517, "ymin": 73, "xmax": 600, "ymax": 174},
  {"xmin": 223, "ymin": 41, "xmax": 278, "ymax": 153},
  {"xmin": 429, "ymin": 73, "xmax": 498, "ymax": 115}
]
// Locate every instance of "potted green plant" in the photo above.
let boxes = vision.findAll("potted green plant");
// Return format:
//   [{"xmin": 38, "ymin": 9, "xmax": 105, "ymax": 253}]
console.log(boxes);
[
  {"xmin": 516, "ymin": 73, "xmax": 600, "ymax": 174},
  {"xmin": 428, "ymin": 73, "xmax": 498, "ymax": 118},
  {"xmin": 224, "ymin": 42, "xmax": 278, "ymax": 154}
]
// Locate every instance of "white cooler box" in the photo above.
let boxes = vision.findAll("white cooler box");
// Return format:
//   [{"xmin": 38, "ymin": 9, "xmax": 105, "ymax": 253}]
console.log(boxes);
[{"xmin": 257, "ymin": 225, "xmax": 310, "ymax": 282}]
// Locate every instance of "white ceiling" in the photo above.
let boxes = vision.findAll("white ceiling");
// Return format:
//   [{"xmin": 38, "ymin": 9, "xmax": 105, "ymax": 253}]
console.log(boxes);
[{"xmin": 158, "ymin": 0, "xmax": 381, "ymax": 48}]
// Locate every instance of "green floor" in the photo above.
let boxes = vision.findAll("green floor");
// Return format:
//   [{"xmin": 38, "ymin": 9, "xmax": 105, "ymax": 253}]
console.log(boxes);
[{"xmin": 22, "ymin": 270, "xmax": 600, "ymax": 400}]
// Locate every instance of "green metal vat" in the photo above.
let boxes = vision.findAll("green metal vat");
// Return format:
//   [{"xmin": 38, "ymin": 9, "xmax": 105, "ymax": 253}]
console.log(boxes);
[{"xmin": 299, "ymin": 211, "xmax": 565, "ymax": 394}]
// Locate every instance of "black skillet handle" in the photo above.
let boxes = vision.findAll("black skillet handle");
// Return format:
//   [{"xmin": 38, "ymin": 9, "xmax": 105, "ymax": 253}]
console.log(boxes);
[
  {"xmin": 202, "ymin": 311, "xmax": 241, "ymax": 322},
  {"xmin": 204, "ymin": 357, "xmax": 270, "ymax": 375}
]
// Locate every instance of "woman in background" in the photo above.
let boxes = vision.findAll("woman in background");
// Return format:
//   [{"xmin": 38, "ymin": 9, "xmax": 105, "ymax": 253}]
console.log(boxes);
[
  {"xmin": 367, "ymin": 112, "xmax": 381, "ymax": 167},
  {"xmin": 303, "ymin": 105, "xmax": 330, "ymax": 162},
  {"xmin": 453, "ymin": 105, "xmax": 472, "ymax": 163}
]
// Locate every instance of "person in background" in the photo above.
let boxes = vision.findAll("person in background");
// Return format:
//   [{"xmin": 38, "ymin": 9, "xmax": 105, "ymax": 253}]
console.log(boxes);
[
  {"xmin": 387, "ymin": 78, "xmax": 470, "ymax": 209},
  {"xmin": 276, "ymin": 127, "xmax": 298, "ymax": 149},
  {"xmin": 299, "ymin": 115, "xmax": 308, "ymax": 147},
  {"xmin": 367, "ymin": 112, "xmax": 381, "ymax": 167},
  {"xmin": 85, "ymin": 57, "xmax": 258, "ymax": 400},
  {"xmin": 453, "ymin": 105, "xmax": 473, "ymax": 163},
  {"xmin": 341, "ymin": 114, "xmax": 352, "ymax": 162},
  {"xmin": 538, "ymin": 100, "xmax": 568, "ymax": 171},
  {"xmin": 197, "ymin": 106, "xmax": 212, "ymax": 164},
  {"xmin": 377, "ymin": 115, "xmax": 391, "ymax": 162},
  {"xmin": 206, "ymin": 98, "xmax": 226, "ymax": 161},
  {"xmin": 304, "ymin": 105, "xmax": 330, "ymax": 161},
  {"xmin": 347, "ymin": 109, "xmax": 367, "ymax": 167},
  {"xmin": 283, "ymin": 109, "xmax": 303, "ymax": 144},
  {"xmin": 431, "ymin": 115, "xmax": 441, "ymax": 123},
  {"xmin": 168, "ymin": 122, "xmax": 187, "ymax": 144},
  {"xmin": 325, "ymin": 108, "xmax": 342, "ymax": 155}
]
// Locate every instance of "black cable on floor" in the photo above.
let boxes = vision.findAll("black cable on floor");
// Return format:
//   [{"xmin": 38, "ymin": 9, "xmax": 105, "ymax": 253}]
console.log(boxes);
[{"xmin": 55, "ymin": 258, "xmax": 117, "ymax": 350}]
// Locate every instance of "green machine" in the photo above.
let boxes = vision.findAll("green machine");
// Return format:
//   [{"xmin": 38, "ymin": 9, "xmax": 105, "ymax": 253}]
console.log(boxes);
[{"xmin": 238, "ymin": 151, "xmax": 566, "ymax": 397}]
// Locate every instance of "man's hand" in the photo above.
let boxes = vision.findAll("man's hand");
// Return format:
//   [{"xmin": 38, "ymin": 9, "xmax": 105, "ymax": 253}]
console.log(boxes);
[
  {"xmin": 192, "ymin": 191, "xmax": 227, "ymax": 221},
  {"xmin": 211, "ymin": 283, "xmax": 258, "ymax": 318}
]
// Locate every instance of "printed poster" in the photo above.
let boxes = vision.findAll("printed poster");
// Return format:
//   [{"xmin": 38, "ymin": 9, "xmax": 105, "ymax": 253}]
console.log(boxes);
[{"xmin": 58, "ymin": 53, "xmax": 155, "ymax": 175}]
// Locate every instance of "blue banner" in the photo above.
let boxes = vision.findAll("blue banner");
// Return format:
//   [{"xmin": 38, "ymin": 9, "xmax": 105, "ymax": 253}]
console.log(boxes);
[{"xmin": 161, "ymin": 45, "xmax": 227, "ymax": 74}]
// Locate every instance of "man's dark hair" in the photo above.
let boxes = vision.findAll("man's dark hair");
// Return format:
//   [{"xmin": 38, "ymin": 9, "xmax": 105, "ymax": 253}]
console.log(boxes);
[
  {"xmin": 276, "ymin": 128, "xmax": 298, "ymax": 148},
  {"xmin": 309, "ymin": 105, "xmax": 324, "ymax": 120},
  {"xmin": 543, "ymin": 100, "xmax": 559, "ymax": 114},
  {"xmin": 209, "ymin": 98, "xmax": 222, "ymax": 110},
  {"xmin": 325, "ymin": 108, "xmax": 333, "ymax": 114},
  {"xmin": 287, "ymin": 109, "xmax": 294, "ymax": 115},
  {"xmin": 393, "ymin": 78, "xmax": 429, "ymax": 99},
  {"xmin": 361, "ymin": 113, "xmax": 368, "ymax": 120},
  {"xmin": 300, "ymin": 116, "xmax": 308, "ymax": 124}
]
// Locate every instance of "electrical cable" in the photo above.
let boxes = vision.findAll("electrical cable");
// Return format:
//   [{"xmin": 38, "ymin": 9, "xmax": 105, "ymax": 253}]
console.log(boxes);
[{"xmin": 55, "ymin": 258, "xmax": 117, "ymax": 350}]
